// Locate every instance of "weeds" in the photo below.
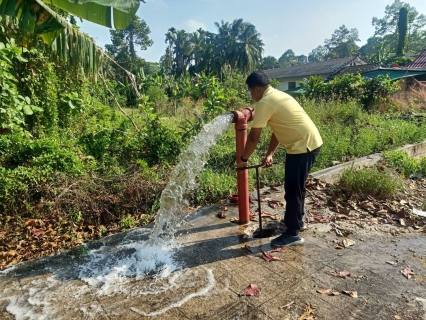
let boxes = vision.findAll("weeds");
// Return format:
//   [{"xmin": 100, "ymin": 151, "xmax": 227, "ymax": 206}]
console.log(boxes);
[
  {"xmin": 383, "ymin": 151, "xmax": 423, "ymax": 176},
  {"xmin": 338, "ymin": 166, "xmax": 403, "ymax": 197},
  {"xmin": 120, "ymin": 216, "xmax": 135, "ymax": 229},
  {"xmin": 73, "ymin": 244, "xmax": 88, "ymax": 258}
]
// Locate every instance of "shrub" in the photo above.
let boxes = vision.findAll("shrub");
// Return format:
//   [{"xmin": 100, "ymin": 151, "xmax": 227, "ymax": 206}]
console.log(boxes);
[
  {"xmin": 338, "ymin": 166, "xmax": 402, "ymax": 197},
  {"xmin": 382, "ymin": 150, "xmax": 420, "ymax": 176},
  {"xmin": 142, "ymin": 117, "xmax": 184, "ymax": 165},
  {"xmin": 194, "ymin": 168, "xmax": 236, "ymax": 204},
  {"xmin": 300, "ymin": 74, "xmax": 400, "ymax": 109}
]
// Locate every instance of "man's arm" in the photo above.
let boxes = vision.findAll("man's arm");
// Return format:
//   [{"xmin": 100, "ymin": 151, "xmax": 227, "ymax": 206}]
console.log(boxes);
[
  {"xmin": 262, "ymin": 133, "xmax": 280, "ymax": 167},
  {"xmin": 236, "ymin": 128, "xmax": 262, "ymax": 167}
]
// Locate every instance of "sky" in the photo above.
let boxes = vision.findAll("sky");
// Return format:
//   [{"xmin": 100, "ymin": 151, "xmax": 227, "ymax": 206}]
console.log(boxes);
[{"xmin": 79, "ymin": 0, "xmax": 426, "ymax": 63}]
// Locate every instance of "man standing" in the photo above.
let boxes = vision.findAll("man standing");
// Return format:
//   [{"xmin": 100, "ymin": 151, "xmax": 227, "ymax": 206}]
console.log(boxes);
[{"xmin": 236, "ymin": 71, "xmax": 322, "ymax": 247}]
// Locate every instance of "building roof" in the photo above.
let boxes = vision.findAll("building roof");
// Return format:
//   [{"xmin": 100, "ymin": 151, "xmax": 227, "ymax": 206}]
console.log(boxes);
[
  {"xmin": 263, "ymin": 57, "xmax": 367, "ymax": 80},
  {"xmin": 361, "ymin": 68, "xmax": 426, "ymax": 81},
  {"xmin": 329, "ymin": 64, "xmax": 380, "ymax": 79},
  {"xmin": 407, "ymin": 49, "xmax": 426, "ymax": 68}
]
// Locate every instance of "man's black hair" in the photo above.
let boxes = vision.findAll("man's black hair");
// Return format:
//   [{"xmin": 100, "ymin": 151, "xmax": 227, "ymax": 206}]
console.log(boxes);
[{"xmin": 245, "ymin": 71, "xmax": 270, "ymax": 88}]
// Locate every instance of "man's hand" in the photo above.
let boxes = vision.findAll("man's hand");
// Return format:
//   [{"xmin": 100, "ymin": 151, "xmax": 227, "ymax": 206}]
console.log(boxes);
[
  {"xmin": 236, "ymin": 160, "xmax": 248, "ymax": 168},
  {"xmin": 261, "ymin": 155, "xmax": 273, "ymax": 168}
]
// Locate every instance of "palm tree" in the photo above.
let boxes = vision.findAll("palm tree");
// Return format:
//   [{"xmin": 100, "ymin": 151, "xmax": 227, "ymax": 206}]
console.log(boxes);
[
  {"xmin": 164, "ymin": 28, "xmax": 192, "ymax": 77},
  {"xmin": 230, "ymin": 22, "xmax": 264, "ymax": 74},
  {"xmin": 214, "ymin": 19, "xmax": 264, "ymax": 77}
]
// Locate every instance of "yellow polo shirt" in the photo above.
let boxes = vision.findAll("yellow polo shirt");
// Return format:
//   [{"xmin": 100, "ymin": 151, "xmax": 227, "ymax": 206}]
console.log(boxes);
[{"xmin": 251, "ymin": 86, "xmax": 323, "ymax": 154}]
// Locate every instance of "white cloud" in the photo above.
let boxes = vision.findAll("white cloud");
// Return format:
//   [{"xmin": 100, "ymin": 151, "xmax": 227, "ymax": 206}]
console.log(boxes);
[{"xmin": 184, "ymin": 19, "xmax": 207, "ymax": 32}]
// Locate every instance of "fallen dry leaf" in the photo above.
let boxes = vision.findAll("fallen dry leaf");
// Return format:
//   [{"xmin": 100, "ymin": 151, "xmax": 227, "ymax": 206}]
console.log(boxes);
[
  {"xmin": 339, "ymin": 270, "xmax": 351, "ymax": 277},
  {"xmin": 260, "ymin": 249, "xmax": 283, "ymax": 262},
  {"xmin": 401, "ymin": 267, "xmax": 414, "ymax": 279},
  {"xmin": 217, "ymin": 211, "xmax": 226, "ymax": 219},
  {"xmin": 268, "ymin": 202, "xmax": 277, "ymax": 209},
  {"xmin": 33, "ymin": 229, "xmax": 44, "ymax": 236},
  {"xmin": 24, "ymin": 219, "xmax": 44, "ymax": 227},
  {"xmin": 317, "ymin": 289, "xmax": 332, "ymax": 294},
  {"xmin": 330, "ymin": 270, "xmax": 351, "ymax": 278},
  {"xmin": 343, "ymin": 238, "xmax": 356, "ymax": 248},
  {"xmin": 342, "ymin": 290, "xmax": 358, "ymax": 298},
  {"xmin": 298, "ymin": 303, "xmax": 317, "ymax": 320},
  {"xmin": 386, "ymin": 261, "xmax": 397, "ymax": 266},
  {"xmin": 394, "ymin": 315, "xmax": 402, "ymax": 319},
  {"xmin": 239, "ymin": 284, "xmax": 261, "ymax": 296}
]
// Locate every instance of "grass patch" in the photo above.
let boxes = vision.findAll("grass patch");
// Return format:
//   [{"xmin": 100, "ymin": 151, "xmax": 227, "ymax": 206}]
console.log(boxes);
[
  {"xmin": 338, "ymin": 166, "xmax": 403, "ymax": 197},
  {"xmin": 383, "ymin": 150, "xmax": 426, "ymax": 176}
]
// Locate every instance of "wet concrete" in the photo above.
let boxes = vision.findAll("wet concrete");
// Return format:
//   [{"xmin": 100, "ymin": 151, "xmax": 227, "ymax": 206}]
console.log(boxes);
[{"xmin": 0, "ymin": 188, "xmax": 425, "ymax": 320}]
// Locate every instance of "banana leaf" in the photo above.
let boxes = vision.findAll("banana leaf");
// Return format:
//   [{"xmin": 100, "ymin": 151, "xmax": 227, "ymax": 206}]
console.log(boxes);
[
  {"xmin": 0, "ymin": 0, "xmax": 140, "ymax": 76},
  {"xmin": 46, "ymin": 0, "xmax": 140, "ymax": 30}
]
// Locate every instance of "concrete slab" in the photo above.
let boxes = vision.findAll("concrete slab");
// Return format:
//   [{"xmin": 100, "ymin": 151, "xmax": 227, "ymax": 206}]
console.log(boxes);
[{"xmin": 0, "ymin": 187, "xmax": 425, "ymax": 320}]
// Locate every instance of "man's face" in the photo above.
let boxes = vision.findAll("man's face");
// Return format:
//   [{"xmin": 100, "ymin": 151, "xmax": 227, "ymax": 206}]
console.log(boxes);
[{"xmin": 248, "ymin": 86, "xmax": 263, "ymax": 102}]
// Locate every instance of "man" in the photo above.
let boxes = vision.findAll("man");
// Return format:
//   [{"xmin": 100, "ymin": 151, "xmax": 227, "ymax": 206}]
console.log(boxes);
[{"xmin": 236, "ymin": 71, "xmax": 322, "ymax": 247}]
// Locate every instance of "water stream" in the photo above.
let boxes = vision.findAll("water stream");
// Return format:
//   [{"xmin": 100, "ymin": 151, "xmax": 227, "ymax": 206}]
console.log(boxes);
[
  {"xmin": 0, "ymin": 113, "xmax": 235, "ymax": 319},
  {"xmin": 152, "ymin": 112, "xmax": 234, "ymax": 239}
]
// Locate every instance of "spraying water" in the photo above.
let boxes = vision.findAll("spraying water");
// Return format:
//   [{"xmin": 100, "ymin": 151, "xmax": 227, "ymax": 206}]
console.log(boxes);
[
  {"xmin": 0, "ymin": 113, "xmax": 235, "ymax": 319},
  {"xmin": 151, "ymin": 112, "xmax": 234, "ymax": 239}
]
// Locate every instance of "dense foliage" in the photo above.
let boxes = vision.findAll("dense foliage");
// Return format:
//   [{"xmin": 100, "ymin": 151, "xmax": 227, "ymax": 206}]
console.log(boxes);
[{"xmin": 301, "ymin": 74, "xmax": 401, "ymax": 109}]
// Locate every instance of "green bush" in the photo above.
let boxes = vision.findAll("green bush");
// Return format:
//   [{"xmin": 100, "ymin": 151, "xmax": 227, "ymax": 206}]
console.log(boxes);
[
  {"xmin": 338, "ymin": 166, "xmax": 402, "ymax": 197},
  {"xmin": 194, "ymin": 168, "xmax": 236, "ymax": 204},
  {"xmin": 300, "ymin": 74, "xmax": 400, "ymax": 109},
  {"xmin": 383, "ymin": 150, "xmax": 421, "ymax": 176},
  {"xmin": 142, "ymin": 117, "xmax": 184, "ymax": 165}
]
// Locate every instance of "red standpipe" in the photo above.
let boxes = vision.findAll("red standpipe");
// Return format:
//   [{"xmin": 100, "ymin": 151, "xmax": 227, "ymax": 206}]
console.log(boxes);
[{"xmin": 232, "ymin": 107, "xmax": 255, "ymax": 224}]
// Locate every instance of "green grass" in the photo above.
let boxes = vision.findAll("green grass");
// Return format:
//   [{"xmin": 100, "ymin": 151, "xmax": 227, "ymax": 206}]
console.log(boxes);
[
  {"xmin": 338, "ymin": 166, "xmax": 403, "ymax": 197},
  {"xmin": 383, "ymin": 150, "xmax": 426, "ymax": 177}
]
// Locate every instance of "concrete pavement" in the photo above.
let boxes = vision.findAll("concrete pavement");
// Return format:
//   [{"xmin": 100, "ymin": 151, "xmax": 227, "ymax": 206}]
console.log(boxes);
[{"xmin": 1, "ymin": 191, "xmax": 425, "ymax": 320}]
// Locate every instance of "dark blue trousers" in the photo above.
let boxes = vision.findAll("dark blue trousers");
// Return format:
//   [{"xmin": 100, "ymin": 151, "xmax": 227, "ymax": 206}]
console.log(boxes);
[{"xmin": 284, "ymin": 146, "xmax": 321, "ymax": 234}]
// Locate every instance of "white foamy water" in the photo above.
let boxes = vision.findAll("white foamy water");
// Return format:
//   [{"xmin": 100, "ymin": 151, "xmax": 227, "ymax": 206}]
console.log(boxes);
[{"xmin": 0, "ymin": 113, "xmax": 234, "ymax": 319}]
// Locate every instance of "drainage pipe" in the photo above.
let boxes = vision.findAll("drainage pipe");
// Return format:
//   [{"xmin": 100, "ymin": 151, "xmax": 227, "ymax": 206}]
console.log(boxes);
[{"xmin": 231, "ymin": 107, "xmax": 255, "ymax": 224}]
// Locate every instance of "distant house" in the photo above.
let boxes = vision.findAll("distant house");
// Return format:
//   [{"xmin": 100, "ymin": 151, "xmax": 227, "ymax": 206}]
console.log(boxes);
[{"xmin": 262, "ymin": 57, "xmax": 367, "ymax": 92}]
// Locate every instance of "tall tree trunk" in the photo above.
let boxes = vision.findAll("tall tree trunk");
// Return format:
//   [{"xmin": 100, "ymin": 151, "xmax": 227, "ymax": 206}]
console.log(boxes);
[{"xmin": 397, "ymin": 7, "xmax": 408, "ymax": 56}]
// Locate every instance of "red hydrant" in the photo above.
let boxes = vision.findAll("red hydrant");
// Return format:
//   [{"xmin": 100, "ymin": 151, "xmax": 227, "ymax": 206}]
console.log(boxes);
[{"xmin": 232, "ymin": 107, "xmax": 255, "ymax": 224}]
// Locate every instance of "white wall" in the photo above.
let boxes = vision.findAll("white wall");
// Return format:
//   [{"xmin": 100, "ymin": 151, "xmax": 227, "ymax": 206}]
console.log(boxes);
[{"xmin": 276, "ymin": 76, "xmax": 327, "ymax": 92}]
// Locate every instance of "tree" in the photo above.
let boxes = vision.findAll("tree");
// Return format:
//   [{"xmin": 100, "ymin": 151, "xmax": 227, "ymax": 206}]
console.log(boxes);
[
  {"xmin": 308, "ymin": 45, "xmax": 328, "ymax": 63},
  {"xmin": 396, "ymin": 7, "xmax": 408, "ymax": 55},
  {"xmin": 360, "ymin": 36, "xmax": 392, "ymax": 63},
  {"xmin": 105, "ymin": 16, "xmax": 153, "ymax": 68},
  {"xmin": 214, "ymin": 19, "xmax": 264, "ymax": 75},
  {"xmin": 105, "ymin": 16, "xmax": 153, "ymax": 105},
  {"xmin": 372, "ymin": 0, "xmax": 426, "ymax": 53},
  {"xmin": 278, "ymin": 49, "xmax": 297, "ymax": 67},
  {"xmin": 261, "ymin": 56, "xmax": 281, "ymax": 70},
  {"xmin": 324, "ymin": 25, "xmax": 360, "ymax": 59},
  {"xmin": 164, "ymin": 28, "xmax": 192, "ymax": 77},
  {"xmin": 228, "ymin": 20, "xmax": 264, "ymax": 74}
]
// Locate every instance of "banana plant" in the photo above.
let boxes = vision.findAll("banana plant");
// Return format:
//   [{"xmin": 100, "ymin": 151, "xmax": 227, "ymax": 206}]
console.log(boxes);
[{"xmin": 0, "ymin": 0, "xmax": 142, "ymax": 75}]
